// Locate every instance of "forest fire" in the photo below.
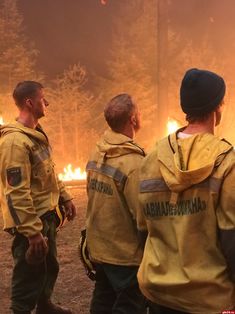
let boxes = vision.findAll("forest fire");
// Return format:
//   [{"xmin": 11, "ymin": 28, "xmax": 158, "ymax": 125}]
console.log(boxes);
[
  {"xmin": 58, "ymin": 164, "xmax": 86, "ymax": 182},
  {"xmin": 58, "ymin": 119, "xmax": 181, "ymax": 184}
]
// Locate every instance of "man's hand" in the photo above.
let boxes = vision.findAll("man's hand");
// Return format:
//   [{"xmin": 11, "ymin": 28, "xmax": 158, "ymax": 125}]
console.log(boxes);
[
  {"xmin": 26, "ymin": 233, "xmax": 48, "ymax": 264},
  {"xmin": 63, "ymin": 200, "xmax": 77, "ymax": 221}
]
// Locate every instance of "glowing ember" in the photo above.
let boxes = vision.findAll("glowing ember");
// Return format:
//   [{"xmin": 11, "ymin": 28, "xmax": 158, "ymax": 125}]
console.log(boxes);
[
  {"xmin": 0, "ymin": 116, "xmax": 4, "ymax": 125},
  {"xmin": 58, "ymin": 164, "xmax": 86, "ymax": 181},
  {"xmin": 167, "ymin": 118, "xmax": 180, "ymax": 135}
]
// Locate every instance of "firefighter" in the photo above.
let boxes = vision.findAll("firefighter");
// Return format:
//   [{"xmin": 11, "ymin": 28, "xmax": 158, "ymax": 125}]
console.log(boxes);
[
  {"xmin": 86, "ymin": 93, "xmax": 146, "ymax": 314},
  {"xmin": 137, "ymin": 68, "xmax": 235, "ymax": 313},
  {"xmin": 0, "ymin": 81, "xmax": 76, "ymax": 314}
]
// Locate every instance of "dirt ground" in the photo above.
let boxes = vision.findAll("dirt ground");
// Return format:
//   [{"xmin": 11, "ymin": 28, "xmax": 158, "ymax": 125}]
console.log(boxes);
[{"xmin": 0, "ymin": 185, "xmax": 94, "ymax": 314}]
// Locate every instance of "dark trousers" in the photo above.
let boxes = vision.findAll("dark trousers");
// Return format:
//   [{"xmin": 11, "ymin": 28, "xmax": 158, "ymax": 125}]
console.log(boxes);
[
  {"xmin": 90, "ymin": 263, "xmax": 147, "ymax": 314},
  {"xmin": 11, "ymin": 213, "xmax": 59, "ymax": 313},
  {"xmin": 148, "ymin": 300, "xmax": 189, "ymax": 314}
]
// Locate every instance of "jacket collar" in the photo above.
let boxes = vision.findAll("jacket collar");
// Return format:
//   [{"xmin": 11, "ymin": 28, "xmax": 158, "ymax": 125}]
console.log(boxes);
[{"xmin": 103, "ymin": 129, "xmax": 133, "ymax": 145}]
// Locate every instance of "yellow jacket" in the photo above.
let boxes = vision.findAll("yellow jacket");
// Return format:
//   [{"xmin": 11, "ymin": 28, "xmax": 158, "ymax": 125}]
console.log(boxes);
[
  {"xmin": 0, "ymin": 122, "xmax": 72, "ymax": 237},
  {"xmin": 138, "ymin": 131, "xmax": 235, "ymax": 314},
  {"xmin": 86, "ymin": 129, "xmax": 145, "ymax": 266}
]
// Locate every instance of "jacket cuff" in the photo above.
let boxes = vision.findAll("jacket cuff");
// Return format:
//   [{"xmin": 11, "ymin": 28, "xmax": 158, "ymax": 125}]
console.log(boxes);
[
  {"xmin": 59, "ymin": 191, "xmax": 73, "ymax": 203},
  {"xmin": 16, "ymin": 218, "xmax": 43, "ymax": 238}
]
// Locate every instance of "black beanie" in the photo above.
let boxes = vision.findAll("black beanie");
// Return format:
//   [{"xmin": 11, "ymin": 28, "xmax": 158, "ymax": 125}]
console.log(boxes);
[{"xmin": 180, "ymin": 68, "xmax": 226, "ymax": 115}]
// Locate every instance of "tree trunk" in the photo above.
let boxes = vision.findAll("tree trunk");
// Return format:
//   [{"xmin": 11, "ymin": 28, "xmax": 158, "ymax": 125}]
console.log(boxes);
[
  {"xmin": 59, "ymin": 110, "xmax": 65, "ymax": 159},
  {"xmin": 157, "ymin": 0, "xmax": 168, "ymax": 139},
  {"xmin": 74, "ymin": 103, "xmax": 79, "ymax": 163}
]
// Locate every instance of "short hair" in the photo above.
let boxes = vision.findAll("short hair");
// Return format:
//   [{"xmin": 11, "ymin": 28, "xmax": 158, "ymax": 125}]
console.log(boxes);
[
  {"xmin": 185, "ymin": 112, "xmax": 211, "ymax": 123},
  {"xmin": 104, "ymin": 94, "xmax": 135, "ymax": 132},
  {"xmin": 13, "ymin": 81, "xmax": 43, "ymax": 107},
  {"xmin": 185, "ymin": 101, "xmax": 222, "ymax": 123}
]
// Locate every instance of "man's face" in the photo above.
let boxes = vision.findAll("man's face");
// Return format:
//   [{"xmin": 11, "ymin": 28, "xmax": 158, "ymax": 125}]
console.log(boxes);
[{"xmin": 28, "ymin": 88, "xmax": 49, "ymax": 119}]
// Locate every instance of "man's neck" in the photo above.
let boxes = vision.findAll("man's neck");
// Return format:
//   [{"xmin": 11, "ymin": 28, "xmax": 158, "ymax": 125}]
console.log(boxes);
[
  {"xmin": 183, "ymin": 114, "xmax": 215, "ymax": 135},
  {"xmin": 121, "ymin": 127, "xmax": 134, "ymax": 139},
  {"xmin": 17, "ymin": 112, "xmax": 38, "ymax": 129},
  {"xmin": 183, "ymin": 123, "xmax": 214, "ymax": 135}
]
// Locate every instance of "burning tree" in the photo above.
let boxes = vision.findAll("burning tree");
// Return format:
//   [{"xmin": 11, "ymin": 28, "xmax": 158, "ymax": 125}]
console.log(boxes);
[
  {"xmin": 96, "ymin": 0, "xmax": 159, "ymax": 149},
  {"xmin": 43, "ymin": 64, "xmax": 97, "ymax": 168},
  {"xmin": 0, "ymin": 0, "xmax": 40, "ymax": 91},
  {"xmin": 0, "ymin": 0, "xmax": 41, "ymax": 122}
]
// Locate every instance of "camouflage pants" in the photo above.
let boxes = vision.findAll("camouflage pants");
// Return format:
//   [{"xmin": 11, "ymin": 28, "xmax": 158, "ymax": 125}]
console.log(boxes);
[
  {"xmin": 10, "ymin": 213, "xmax": 59, "ymax": 313},
  {"xmin": 90, "ymin": 263, "xmax": 147, "ymax": 314}
]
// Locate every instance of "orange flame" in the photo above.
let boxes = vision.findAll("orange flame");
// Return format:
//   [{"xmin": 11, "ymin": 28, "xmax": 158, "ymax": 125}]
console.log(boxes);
[
  {"xmin": 58, "ymin": 164, "xmax": 86, "ymax": 181},
  {"xmin": 167, "ymin": 118, "xmax": 180, "ymax": 135},
  {"xmin": 0, "ymin": 116, "xmax": 4, "ymax": 125}
]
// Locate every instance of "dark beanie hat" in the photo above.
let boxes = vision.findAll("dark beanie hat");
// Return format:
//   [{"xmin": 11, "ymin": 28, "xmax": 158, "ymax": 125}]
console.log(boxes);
[{"xmin": 180, "ymin": 68, "xmax": 225, "ymax": 115}]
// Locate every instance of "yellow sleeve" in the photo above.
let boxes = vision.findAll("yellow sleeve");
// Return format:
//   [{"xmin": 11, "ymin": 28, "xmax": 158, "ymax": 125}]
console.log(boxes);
[
  {"xmin": 1, "ymin": 141, "xmax": 42, "ymax": 237},
  {"xmin": 124, "ymin": 158, "xmax": 147, "ymax": 231},
  {"xmin": 137, "ymin": 174, "xmax": 148, "ymax": 232},
  {"xmin": 217, "ymin": 164, "xmax": 235, "ymax": 229},
  {"xmin": 57, "ymin": 177, "xmax": 73, "ymax": 203},
  {"xmin": 124, "ymin": 168, "xmax": 148, "ymax": 247},
  {"xmin": 137, "ymin": 192, "xmax": 148, "ymax": 232},
  {"xmin": 216, "ymin": 161, "xmax": 235, "ymax": 281},
  {"xmin": 124, "ymin": 168, "xmax": 140, "ymax": 220}
]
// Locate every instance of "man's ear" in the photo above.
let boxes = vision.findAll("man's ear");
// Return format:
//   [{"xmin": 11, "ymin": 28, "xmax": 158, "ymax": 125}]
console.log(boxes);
[
  {"xmin": 25, "ymin": 98, "xmax": 33, "ymax": 110},
  {"xmin": 130, "ymin": 114, "xmax": 137, "ymax": 126},
  {"xmin": 214, "ymin": 104, "xmax": 223, "ymax": 127}
]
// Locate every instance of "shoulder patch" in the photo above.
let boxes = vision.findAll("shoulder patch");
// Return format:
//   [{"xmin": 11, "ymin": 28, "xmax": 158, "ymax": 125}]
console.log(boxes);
[{"xmin": 7, "ymin": 167, "xmax": 22, "ymax": 186}]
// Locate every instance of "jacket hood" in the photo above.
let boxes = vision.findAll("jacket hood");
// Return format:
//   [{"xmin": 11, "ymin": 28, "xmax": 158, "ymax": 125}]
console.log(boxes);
[
  {"xmin": 95, "ymin": 129, "xmax": 145, "ymax": 162},
  {"xmin": 158, "ymin": 130, "xmax": 233, "ymax": 193},
  {"xmin": 0, "ymin": 121, "xmax": 48, "ymax": 145}
]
